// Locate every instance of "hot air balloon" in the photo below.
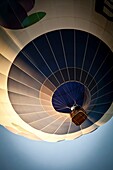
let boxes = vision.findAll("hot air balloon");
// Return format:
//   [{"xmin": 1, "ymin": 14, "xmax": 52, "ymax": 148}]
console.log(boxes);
[{"xmin": 0, "ymin": 0, "xmax": 113, "ymax": 142}]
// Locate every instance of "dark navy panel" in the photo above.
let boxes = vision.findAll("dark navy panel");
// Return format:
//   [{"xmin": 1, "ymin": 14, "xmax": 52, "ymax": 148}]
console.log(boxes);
[
  {"xmin": 22, "ymin": 43, "xmax": 52, "ymax": 77},
  {"xmin": 76, "ymin": 30, "xmax": 88, "ymax": 68},
  {"xmin": 33, "ymin": 35, "xmax": 59, "ymax": 72},
  {"xmin": 44, "ymin": 30, "xmax": 67, "ymax": 69},
  {"xmin": 83, "ymin": 33, "xmax": 100, "ymax": 72},
  {"xmin": 89, "ymin": 42, "xmax": 111, "ymax": 78},
  {"xmin": 88, "ymin": 111, "xmax": 104, "ymax": 122},
  {"xmin": 60, "ymin": 29, "xmax": 74, "ymax": 67}
]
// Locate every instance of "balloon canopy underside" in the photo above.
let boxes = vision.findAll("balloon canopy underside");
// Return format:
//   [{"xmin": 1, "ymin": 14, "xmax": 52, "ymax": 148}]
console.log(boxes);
[{"xmin": 7, "ymin": 29, "xmax": 113, "ymax": 139}]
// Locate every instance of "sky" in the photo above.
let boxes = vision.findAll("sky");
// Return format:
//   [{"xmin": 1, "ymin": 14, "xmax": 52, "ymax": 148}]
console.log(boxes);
[{"xmin": 0, "ymin": 117, "xmax": 113, "ymax": 170}]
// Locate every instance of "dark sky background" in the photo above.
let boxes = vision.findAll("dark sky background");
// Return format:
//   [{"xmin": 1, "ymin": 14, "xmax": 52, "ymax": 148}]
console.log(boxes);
[{"xmin": 0, "ymin": 117, "xmax": 113, "ymax": 170}]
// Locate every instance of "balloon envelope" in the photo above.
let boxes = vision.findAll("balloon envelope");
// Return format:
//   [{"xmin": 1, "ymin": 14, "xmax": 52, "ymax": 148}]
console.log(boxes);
[{"xmin": 0, "ymin": 0, "xmax": 113, "ymax": 142}]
